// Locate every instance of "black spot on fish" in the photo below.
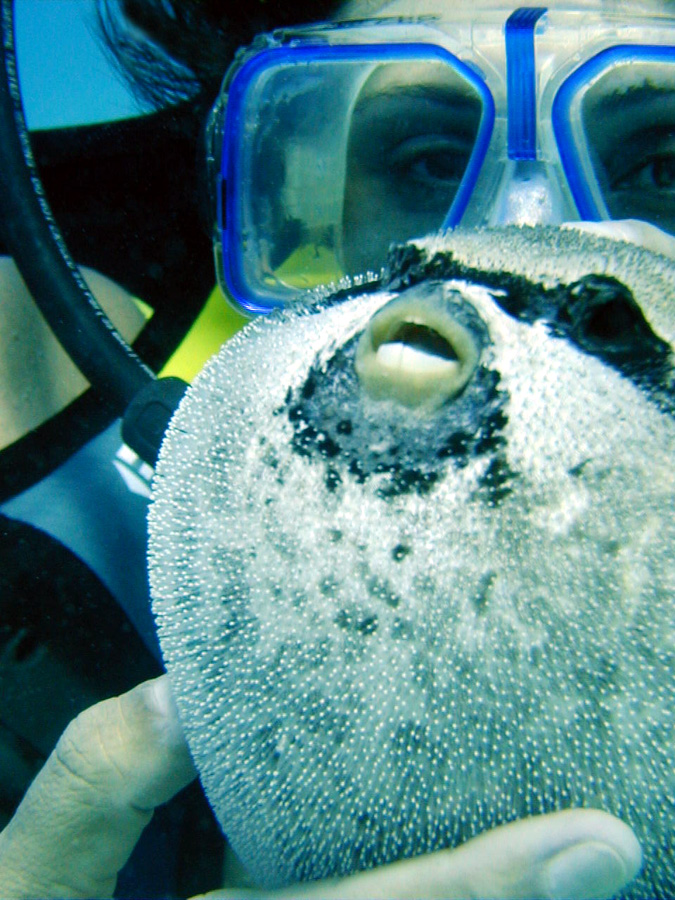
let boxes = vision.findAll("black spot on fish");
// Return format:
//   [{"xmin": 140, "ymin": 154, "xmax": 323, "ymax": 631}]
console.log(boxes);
[
  {"xmin": 253, "ymin": 721, "xmax": 283, "ymax": 768},
  {"xmin": 367, "ymin": 576, "xmax": 401, "ymax": 608},
  {"xmin": 318, "ymin": 435, "xmax": 341, "ymax": 459},
  {"xmin": 348, "ymin": 459, "xmax": 367, "ymax": 483},
  {"xmin": 437, "ymin": 430, "xmax": 472, "ymax": 463},
  {"xmin": 392, "ymin": 543, "xmax": 411, "ymax": 562},
  {"xmin": 320, "ymin": 576, "xmax": 340, "ymax": 597},
  {"xmin": 472, "ymin": 571, "xmax": 497, "ymax": 615},
  {"xmin": 568, "ymin": 459, "xmax": 591, "ymax": 478},
  {"xmin": 321, "ymin": 276, "xmax": 383, "ymax": 308},
  {"xmin": 378, "ymin": 468, "xmax": 438, "ymax": 499},
  {"xmin": 302, "ymin": 372, "xmax": 317, "ymax": 400},
  {"xmin": 334, "ymin": 608, "xmax": 378, "ymax": 636},
  {"xmin": 475, "ymin": 455, "xmax": 517, "ymax": 505},
  {"xmin": 391, "ymin": 618, "xmax": 414, "ymax": 640},
  {"xmin": 325, "ymin": 468, "xmax": 342, "ymax": 493},
  {"xmin": 359, "ymin": 615, "xmax": 378, "ymax": 636},
  {"xmin": 474, "ymin": 406, "xmax": 508, "ymax": 456}
]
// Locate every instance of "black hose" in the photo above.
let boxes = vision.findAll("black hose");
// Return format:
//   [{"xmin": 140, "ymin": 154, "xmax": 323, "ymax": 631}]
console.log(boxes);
[{"xmin": 0, "ymin": 0, "xmax": 155, "ymax": 414}]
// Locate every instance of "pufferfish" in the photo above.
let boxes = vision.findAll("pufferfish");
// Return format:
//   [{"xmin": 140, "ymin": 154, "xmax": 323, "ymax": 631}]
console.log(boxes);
[{"xmin": 148, "ymin": 226, "xmax": 675, "ymax": 897}]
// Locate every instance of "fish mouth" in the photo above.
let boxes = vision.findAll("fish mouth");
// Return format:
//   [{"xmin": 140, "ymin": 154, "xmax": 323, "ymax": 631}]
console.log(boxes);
[{"xmin": 355, "ymin": 284, "xmax": 481, "ymax": 410}]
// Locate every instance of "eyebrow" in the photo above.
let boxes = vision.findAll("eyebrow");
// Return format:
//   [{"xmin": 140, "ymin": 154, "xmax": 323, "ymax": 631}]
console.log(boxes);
[
  {"xmin": 353, "ymin": 82, "xmax": 482, "ymax": 117},
  {"xmin": 588, "ymin": 82, "xmax": 675, "ymax": 118}
]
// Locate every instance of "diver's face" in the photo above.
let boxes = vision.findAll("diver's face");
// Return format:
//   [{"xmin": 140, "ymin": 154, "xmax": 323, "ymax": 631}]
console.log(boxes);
[
  {"xmin": 339, "ymin": 0, "xmax": 675, "ymax": 273},
  {"xmin": 342, "ymin": 60, "xmax": 483, "ymax": 272}
]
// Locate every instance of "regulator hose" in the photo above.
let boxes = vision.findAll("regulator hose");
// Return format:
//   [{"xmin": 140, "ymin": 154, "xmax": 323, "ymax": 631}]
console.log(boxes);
[{"xmin": 0, "ymin": 0, "xmax": 155, "ymax": 414}]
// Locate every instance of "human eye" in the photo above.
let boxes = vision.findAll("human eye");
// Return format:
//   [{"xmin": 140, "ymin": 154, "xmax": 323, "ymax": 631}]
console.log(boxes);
[
  {"xmin": 600, "ymin": 132, "xmax": 675, "ymax": 232},
  {"xmin": 612, "ymin": 152, "xmax": 675, "ymax": 192},
  {"xmin": 381, "ymin": 133, "xmax": 474, "ymax": 218},
  {"xmin": 388, "ymin": 135, "xmax": 470, "ymax": 191}
]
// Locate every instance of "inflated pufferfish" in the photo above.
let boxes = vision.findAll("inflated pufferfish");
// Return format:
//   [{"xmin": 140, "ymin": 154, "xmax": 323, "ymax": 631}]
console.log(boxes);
[{"xmin": 149, "ymin": 226, "xmax": 675, "ymax": 897}]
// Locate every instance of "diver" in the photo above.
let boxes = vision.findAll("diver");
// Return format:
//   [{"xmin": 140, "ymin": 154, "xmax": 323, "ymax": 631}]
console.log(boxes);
[
  {"xmin": 0, "ymin": 0, "xmax": 338, "ymax": 895},
  {"xmin": 0, "ymin": 0, "xmax": 673, "ymax": 895}
]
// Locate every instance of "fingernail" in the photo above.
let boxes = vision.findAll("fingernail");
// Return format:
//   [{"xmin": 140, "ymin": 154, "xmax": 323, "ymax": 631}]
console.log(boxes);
[
  {"xmin": 145, "ymin": 675, "xmax": 173, "ymax": 717},
  {"xmin": 145, "ymin": 676, "xmax": 184, "ymax": 739},
  {"xmin": 543, "ymin": 840, "xmax": 638, "ymax": 900}
]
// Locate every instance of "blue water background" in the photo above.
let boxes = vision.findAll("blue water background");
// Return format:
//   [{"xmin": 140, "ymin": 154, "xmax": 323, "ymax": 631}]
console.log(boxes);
[{"xmin": 16, "ymin": 0, "xmax": 144, "ymax": 129}]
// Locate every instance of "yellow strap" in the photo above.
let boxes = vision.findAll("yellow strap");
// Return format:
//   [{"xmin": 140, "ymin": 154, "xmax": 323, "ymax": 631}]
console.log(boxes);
[
  {"xmin": 159, "ymin": 244, "xmax": 342, "ymax": 383},
  {"xmin": 159, "ymin": 285, "xmax": 248, "ymax": 382},
  {"xmin": 273, "ymin": 244, "xmax": 342, "ymax": 289}
]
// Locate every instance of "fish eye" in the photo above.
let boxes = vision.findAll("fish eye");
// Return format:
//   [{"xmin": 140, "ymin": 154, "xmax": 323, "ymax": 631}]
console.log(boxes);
[
  {"xmin": 559, "ymin": 275, "xmax": 659, "ymax": 357},
  {"xmin": 582, "ymin": 297, "xmax": 642, "ymax": 344}
]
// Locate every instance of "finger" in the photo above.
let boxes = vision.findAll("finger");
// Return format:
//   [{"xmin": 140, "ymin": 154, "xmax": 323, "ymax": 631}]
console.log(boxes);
[
  {"xmin": 197, "ymin": 808, "xmax": 641, "ymax": 900},
  {"xmin": 0, "ymin": 676, "xmax": 197, "ymax": 899}
]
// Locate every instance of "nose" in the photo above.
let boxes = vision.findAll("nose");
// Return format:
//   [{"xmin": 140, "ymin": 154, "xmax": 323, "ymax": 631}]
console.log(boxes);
[
  {"xmin": 485, "ymin": 159, "xmax": 578, "ymax": 227},
  {"xmin": 355, "ymin": 282, "xmax": 482, "ymax": 411}
]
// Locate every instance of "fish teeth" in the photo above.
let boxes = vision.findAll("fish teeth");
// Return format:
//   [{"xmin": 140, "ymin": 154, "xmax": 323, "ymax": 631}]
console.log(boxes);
[{"xmin": 374, "ymin": 341, "xmax": 462, "ymax": 376}]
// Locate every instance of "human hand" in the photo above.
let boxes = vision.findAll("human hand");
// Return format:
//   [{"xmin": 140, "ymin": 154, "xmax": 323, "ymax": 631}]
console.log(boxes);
[
  {"xmin": 562, "ymin": 218, "xmax": 675, "ymax": 260},
  {"xmin": 209, "ymin": 809, "xmax": 640, "ymax": 900},
  {"xmin": 0, "ymin": 676, "xmax": 196, "ymax": 899},
  {"xmin": 0, "ymin": 678, "xmax": 641, "ymax": 900}
]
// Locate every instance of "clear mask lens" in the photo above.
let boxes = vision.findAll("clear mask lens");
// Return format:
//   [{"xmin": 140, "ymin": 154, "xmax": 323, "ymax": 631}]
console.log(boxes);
[
  {"xmin": 219, "ymin": 44, "xmax": 493, "ymax": 312},
  {"xmin": 554, "ymin": 46, "xmax": 675, "ymax": 235}
]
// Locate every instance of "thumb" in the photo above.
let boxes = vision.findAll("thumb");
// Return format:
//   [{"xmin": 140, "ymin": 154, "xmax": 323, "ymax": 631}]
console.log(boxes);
[{"xmin": 198, "ymin": 808, "xmax": 641, "ymax": 900}]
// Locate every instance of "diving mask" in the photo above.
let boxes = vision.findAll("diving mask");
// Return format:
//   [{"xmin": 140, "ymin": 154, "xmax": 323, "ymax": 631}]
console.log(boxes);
[{"xmin": 206, "ymin": 7, "xmax": 675, "ymax": 313}]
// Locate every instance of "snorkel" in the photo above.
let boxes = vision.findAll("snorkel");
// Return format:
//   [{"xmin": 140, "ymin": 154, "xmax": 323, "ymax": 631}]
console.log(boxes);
[
  {"xmin": 0, "ymin": 0, "xmax": 154, "ymax": 411},
  {"xmin": 0, "ymin": 0, "xmax": 190, "ymax": 464}
]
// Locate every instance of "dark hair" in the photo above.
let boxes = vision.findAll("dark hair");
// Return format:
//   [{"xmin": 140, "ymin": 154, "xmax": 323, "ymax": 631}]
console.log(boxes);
[{"xmin": 96, "ymin": 0, "xmax": 343, "ymax": 114}]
